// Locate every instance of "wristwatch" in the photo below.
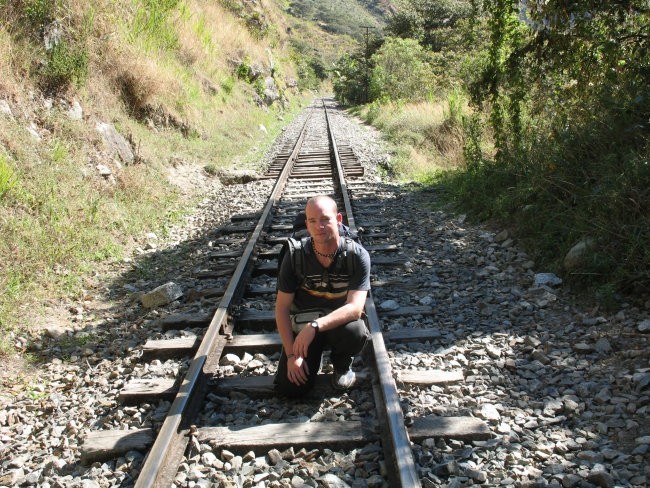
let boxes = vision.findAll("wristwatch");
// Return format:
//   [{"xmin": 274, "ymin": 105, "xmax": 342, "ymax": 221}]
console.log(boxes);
[{"xmin": 309, "ymin": 320, "xmax": 319, "ymax": 332}]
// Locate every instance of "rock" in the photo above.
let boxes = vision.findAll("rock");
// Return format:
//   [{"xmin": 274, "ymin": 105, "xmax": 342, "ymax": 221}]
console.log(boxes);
[
  {"xmin": 45, "ymin": 324, "xmax": 68, "ymax": 339},
  {"xmin": 573, "ymin": 342, "xmax": 594, "ymax": 353},
  {"xmin": 563, "ymin": 238, "xmax": 594, "ymax": 270},
  {"xmin": 140, "ymin": 282, "xmax": 183, "ymax": 308},
  {"xmin": 221, "ymin": 449, "xmax": 235, "ymax": 461},
  {"xmin": 638, "ymin": 319, "xmax": 650, "ymax": 333},
  {"xmin": 96, "ymin": 122, "xmax": 135, "ymax": 164},
  {"xmin": 220, "ymin": 353, "xmax": 240, "ymax": 366},
  {"xmin": 96, "ymin": 164, "xmax": 112, "ymax": 177},
  {"xmin": 27, "ymin": 123, "xmax": 41, "ymax": 141},
  {"xmin": 67, "ymin": 99, "xmax": 83, "ymax": 120},
  {"xmin": 534, "ymin": 273, "xmax": 562, "ymax": 287},
  {"xmin": 587, "ymin": 466, "xmax": 614, "ymax": 488},
  {"xmin": 43, "ymin": 21, "xmax": 62, "ymax": 50},
  {"xmin": 594, "ymin": 338, "xmax": 611, "ymax": 354},
  {"xmin": 201, "ymin": 452, "xmax": 217, "ymax": 466},
  {"xmin": 267, "ymin": 449, "xmax": 282, "ymax": 465},
  {"xmin": 379, "ymin": 300, "xmax": 400, "ymax": 311},
  {"xmin": 478, "ymin": 403, "xmax": 501, "ymax": 421},
  {"xmin": 319, "ymin": 473, "xmax": 351, "ymax": 488},
  {"xmin": 259, "ymin": 124, "xmax": 267, "ymax": 134},
  {"xmin": 0, "ymin": 99, "xmax": 12, "ymax": 118},
  {"xmin": 494, "ymin": 230, "xmax": 509, "ymax": 242},
  {"xmin": 635, "ymin": 435, "xmax": 650, "ymax": 445},
  {"xmin": 263, "ymin": 76, "xmax": 279, "ymax": 105}
]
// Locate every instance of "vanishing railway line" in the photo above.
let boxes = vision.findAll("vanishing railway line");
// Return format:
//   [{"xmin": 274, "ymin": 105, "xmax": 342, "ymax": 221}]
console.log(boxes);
[{"xmin": 80, "ymin": 99, "xmax": 491, "ymax": 488}]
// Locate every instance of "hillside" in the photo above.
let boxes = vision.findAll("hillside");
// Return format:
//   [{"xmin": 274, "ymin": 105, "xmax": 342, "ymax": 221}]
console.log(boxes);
[
  {"xmin": 287, "ymin": 0, "xmax": 394, "ymax": 39},
  {"xmin": 0, "ymin": 0, "xmax": 389, "ymax": 353}
]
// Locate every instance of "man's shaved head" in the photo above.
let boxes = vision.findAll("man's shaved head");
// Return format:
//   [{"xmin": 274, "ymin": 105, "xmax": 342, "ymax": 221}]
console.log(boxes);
[{"xmin": 306, "ymin": 195, "xmax": 338, "ymax": 213}]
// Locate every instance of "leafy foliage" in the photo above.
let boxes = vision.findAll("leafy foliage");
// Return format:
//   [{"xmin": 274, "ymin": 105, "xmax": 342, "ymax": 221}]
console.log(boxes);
[
  {"xmin": 332, "ymin": 51, "xmax": 368, "ymax": 104},
  {"xmin": 369, "ymin": 37, "xmax": 434, "ymax": 101},
  {"xmin": 40, "ymin": 38, "xmax": 88, "ymax": 89},
  {"xmin": 452, "ymin": 0, "xmax": 650, "ymax": 293},
  {"xmin": 387, "ymin": 0, "xmax": 473, "ymax": 51}
]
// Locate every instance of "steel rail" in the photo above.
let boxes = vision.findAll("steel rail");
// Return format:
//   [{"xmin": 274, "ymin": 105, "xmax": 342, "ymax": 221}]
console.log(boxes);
[
  {"xmin": 324, "ymin": 100, "xmax": 422, "ymax": 488},
  {"xmin": 134, "ymin": 106, "xmax": 315, "ymax": 488}
]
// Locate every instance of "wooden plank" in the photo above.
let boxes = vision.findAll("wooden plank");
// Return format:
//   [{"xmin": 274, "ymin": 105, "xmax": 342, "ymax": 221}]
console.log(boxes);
[
  {"xmin": 118, "ymin": 378, "xmax": 177, "ymax": 404},
  {"xmin": 236, "ymin": 309, "xmax": 275, "ymax": 327},
  {"xmin": 253, "ymin": 261, "xmax": 277, "ymax": 276},
  {"xmin": 142, "ymin": 333, "xmax": 281, "ymax": 360},
  {"xmin": 226, "ymin": 333, "xmax": 281, "ymax": 351},
  {"xmin": 385, "ymin": 328, "xmax": 442, "ymax": 342},
  {"xmin": 230, "ymin": 212, "xmax": 261, "ymax": 222},
  {"xmin": 409, "ymin": 416, "xmax": 492, "ymax": 441},
  {"xmin": 382, "ymin": 306, "xmax": 435, "ymax": 317},
  {"xmin": 142, "ymin": 337, "xmax": 201, "ymax": 359},
  {"xmin": 195, "ymin": 267, "xmax": 235, "ymax": 279},
  {"xmin": 209, "ymin": 250, "xmax": 242, "ymax": 259},
  {"xmin": 211, "ymin": 371, "xmax": 369, "ymax": 397},
  {"xmin": 371, "ymin": 256, "xmax": 408, "ymax": 266},
  {"xmin": 365, "ymin": 244, "xmax": 399, "ymax": 252},
  {"xmin": 196, "ymin": 421, "xmax": 375, "ymax": 449},
  {"xmin": 219, "ymin": 224, "xmax": 255, "ymax": 234},
  {"xmin": 245, "ymin": 285, "xmax": 276, "ymax": 296},
  {"xmin": 397, "ymin": 370, "xmax": 464, "ymax": 385},
  {"xmin": 157, "ymin": 312, "xmax": 213, "ymax": 331},
  {"xmin": 81, "ymin": 429, "xmax": 154, "ymax": 464}
]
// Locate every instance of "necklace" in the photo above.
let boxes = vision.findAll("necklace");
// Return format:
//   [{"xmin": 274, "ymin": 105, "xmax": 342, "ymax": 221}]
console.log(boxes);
[{"xmin": 311, "ymin": 239, "xmax": 337, "ymax": 259}]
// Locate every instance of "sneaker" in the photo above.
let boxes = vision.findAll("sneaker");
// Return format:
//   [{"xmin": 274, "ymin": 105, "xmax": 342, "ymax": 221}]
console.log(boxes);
[{"xmin": 331, "ymin": 369, "xmax": 356, "ymax": 391}]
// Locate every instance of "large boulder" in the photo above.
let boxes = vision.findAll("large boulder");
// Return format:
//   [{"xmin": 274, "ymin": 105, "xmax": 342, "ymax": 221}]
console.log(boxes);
[
  {"xmin": 96, "ymin": 122, "xmax": 134, "ymax": 164},
  {"xmin": 564, "ymin": 238, "xmax": 594, "ymax": 270},
  {"xmin": 263, "ymin": 76, "xmax": 279, "ymax": 106}
]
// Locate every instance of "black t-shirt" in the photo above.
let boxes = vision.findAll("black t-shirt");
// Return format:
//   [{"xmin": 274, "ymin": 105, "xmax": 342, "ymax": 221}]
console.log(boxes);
[{"xmin": 277, "ymin": 237, "xmax": 371, "ymax": 313}]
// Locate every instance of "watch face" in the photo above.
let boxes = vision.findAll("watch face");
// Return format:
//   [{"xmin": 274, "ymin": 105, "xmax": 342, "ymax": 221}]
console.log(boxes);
[{"xmin": 310, "ymin": 321, "xmax": 318, "ymax": 329}]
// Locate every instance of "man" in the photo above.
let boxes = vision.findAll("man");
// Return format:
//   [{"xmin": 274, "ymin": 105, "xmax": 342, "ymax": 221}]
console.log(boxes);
[{"xmin": 274, "ymin": 195, "xmax": 371, "ymax": 397}]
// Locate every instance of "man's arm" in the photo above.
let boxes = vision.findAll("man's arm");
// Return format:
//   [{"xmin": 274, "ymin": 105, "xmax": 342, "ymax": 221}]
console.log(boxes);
[
  {"xmin": 275, "ymin": 290, "xmax": 296, "ymax": 354},
  {"xmin": 276, "ymin": 290, "xmax": 310, "ymax": 385},
  {"xmin": 292, "ymin": 289, "xmax": 368, "ymax": 358},
  {"xmin": 316, "ymin": 289, "xmax": 367, "ymax": 332}
]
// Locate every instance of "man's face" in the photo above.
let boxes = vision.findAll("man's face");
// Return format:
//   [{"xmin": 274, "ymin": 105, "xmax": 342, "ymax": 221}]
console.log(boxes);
[{"xmin": 305, "ymin": 200, "xmax": 341, "ymax": 245}]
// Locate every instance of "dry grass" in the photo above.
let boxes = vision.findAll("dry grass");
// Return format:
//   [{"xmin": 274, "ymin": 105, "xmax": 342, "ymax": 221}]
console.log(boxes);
[
  {"xmin": 0, "ymin": 0, "xmax": 313, "ymax": 355},
  {"xmin": 360, "ymin": 97, "xmax": 468, "ymax": 179}
]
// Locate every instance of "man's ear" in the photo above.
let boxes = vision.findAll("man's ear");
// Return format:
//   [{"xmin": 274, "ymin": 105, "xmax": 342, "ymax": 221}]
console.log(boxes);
[{"xmin": 336, "ymin": 213, "xmax": 343, "ymax": 223}]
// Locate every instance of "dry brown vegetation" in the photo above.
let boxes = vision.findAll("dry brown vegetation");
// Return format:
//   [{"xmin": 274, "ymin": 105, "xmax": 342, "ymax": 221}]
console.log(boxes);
[{"xmin": 0, "ymin": 0, "xmax": 318, "ymax": 354}]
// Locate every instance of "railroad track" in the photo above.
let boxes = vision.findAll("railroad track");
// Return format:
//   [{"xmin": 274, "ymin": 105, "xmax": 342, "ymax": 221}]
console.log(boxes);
[{"xmin": 80, "ymin": 99, "xmax": 491, "ymax": 487}]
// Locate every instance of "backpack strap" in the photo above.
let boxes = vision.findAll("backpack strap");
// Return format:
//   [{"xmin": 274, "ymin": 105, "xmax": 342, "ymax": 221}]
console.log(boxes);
[
  {"xmin": 340, "ymin": 237, "xmax": 356, "ymax": 277},
  {"xmin": 289, "ymin": 236, "xmax": 311, "ymax": 285}
]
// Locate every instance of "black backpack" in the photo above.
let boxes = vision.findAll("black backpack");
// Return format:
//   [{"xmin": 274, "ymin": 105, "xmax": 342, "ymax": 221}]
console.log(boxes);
[{"xmin": 278, "ymin": 212, "xmax": 359, "ymax": 285}]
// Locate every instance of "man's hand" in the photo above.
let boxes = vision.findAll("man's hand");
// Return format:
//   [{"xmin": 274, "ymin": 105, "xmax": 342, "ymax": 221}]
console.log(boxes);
[
  {"xmin": 287, "ymin": 355, "xmax": 309, "ymax": 385},
  {"xmin": 292, "ymin": 326, "xmax": 316, "ymax": 359}
]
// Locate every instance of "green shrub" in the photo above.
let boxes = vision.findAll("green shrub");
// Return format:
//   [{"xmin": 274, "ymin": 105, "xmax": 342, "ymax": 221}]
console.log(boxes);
[
  {"xmin": 369, "ymin": 37, "xmax": 433, "ymax": 102},
  {"xmin": 39, "ymin": 39, "xmax": 88, "ymax": 90},
  {"xmin": 220, "ymin": 76, "xmax": 235, "ymax": 94},
  {"xmin": 0, "ymin": 155, "xmax": 17, "ymax": 200}
]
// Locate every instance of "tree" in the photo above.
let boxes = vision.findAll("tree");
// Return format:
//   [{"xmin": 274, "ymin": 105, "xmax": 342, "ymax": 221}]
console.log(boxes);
[{"xmin": 369, "ymin": 37, "xmax": 434, "ymax": 101}]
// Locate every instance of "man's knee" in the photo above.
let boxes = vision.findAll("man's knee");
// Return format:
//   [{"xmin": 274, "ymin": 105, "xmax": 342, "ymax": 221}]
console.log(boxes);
[{"xmin": 341, "ymin": 318, "xmax": 369, "ymax": 347}]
